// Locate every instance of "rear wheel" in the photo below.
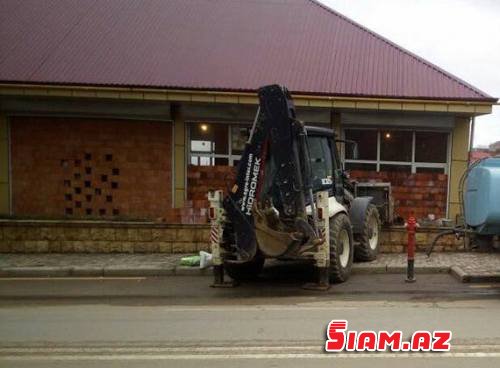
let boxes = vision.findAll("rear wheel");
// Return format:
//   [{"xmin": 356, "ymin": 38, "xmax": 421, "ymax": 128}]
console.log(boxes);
[
  {"xmin": 329, "ymin": 213, "xmax": 354, "ymax": 283},
  {"xmin": 224, "ymin": 252, "xmax": 265, "ymax": 281},
  {"xmin": 354, "ymin": 204, "xmax": 381, "ymax": 261}
]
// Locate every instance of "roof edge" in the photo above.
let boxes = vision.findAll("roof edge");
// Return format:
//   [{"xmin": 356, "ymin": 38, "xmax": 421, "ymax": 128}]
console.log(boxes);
[
  {"xmin": 1, "ymin": 80, "xmax": 496, "ymax": 104},
  {"xmin": 0, "ymin": 82, "xmax": 495, "ymax": 117}
]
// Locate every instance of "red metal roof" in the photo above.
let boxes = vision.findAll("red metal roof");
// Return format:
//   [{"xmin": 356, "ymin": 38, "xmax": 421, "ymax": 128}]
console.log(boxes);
[{"xmin": 0, "ymin": 0, "xmax": 495, "ymax": 101}]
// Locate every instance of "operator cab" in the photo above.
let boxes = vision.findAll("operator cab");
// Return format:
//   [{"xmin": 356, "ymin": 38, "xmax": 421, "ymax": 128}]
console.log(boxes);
[{"xmin": 305, "ymin": 126, "xmax": 347, "ymax": 201}]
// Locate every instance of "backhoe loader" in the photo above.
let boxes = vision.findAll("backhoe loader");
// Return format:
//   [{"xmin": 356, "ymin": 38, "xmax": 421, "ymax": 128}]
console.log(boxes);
[{"xmin": 208, "ymin": 85, "xmax": 380, "ymax": 289}]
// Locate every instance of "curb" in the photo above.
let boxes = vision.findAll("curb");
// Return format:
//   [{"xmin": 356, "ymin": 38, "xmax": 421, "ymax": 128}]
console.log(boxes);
[
  {"xmin": 1, "ymin": 265, "xmax": 445, "ymax": 278},
  {"xmin": 0, "ymin": 266, "xmax": 211, "ymax": 277},
  {"xmin": 450, "ymin": 265, "xmax": 500, "ymax": 283},
  {"xmin": 450, "ymin": 265, "xmax": 468, "ymax": 282},
  {"xmin": 1, "ymin": 265, "xmax": 499, "ymax": 282},
  {"xmin": 0, "ymin": 267, "xmax": 73, "ymax": 277},
  {"xmin": 174, "ymin": 266, "xmax": 211, "ymax": 276},
  {"xmin": 0, "ymin": 266, "xmax": 176, "ymax": 278},
  {"xmin": 351, "ymin": 265, "xmax": 450, "ymax": 275},
  {"xmin": 102, "ymin": 267, "xmax": 175, "ymax": 277}
]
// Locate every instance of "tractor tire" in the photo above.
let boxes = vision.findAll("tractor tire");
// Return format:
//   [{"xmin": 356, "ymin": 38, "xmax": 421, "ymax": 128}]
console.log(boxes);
[
  {"xmin": 224, "ymin": 252, "xmax": 265, "ymax": 281},
  {"xmin": 329, "ymin": 213, "xmax": 354, "ymax": 283},
  {"xmin": 354, "ymin": 204, "xmax": 381, "ymax": 262}
]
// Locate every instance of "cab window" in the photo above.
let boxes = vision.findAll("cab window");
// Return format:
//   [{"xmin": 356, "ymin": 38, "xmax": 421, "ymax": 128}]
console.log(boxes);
[{"xmin": 307, "ymin": 136, "xmax": 333, "ymax": 188}]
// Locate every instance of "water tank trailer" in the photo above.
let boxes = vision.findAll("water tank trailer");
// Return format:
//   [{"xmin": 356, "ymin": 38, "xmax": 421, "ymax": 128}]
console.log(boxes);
[{"xmin": 427, "ymin": 157, "xmax": 500, "ymax": 254}]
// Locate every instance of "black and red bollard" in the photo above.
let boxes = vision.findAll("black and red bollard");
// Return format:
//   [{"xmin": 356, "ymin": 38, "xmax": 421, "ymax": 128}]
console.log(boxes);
[{"xmin": 405, "ymin": 214, "xmax": 417, "ymax": 283}]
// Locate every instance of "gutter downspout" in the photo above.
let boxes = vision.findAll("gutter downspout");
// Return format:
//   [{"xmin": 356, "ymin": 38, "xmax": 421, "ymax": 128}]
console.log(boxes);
[{"xmin": 468, "ymin": 116, "xmax": 475, "ymax": 166}]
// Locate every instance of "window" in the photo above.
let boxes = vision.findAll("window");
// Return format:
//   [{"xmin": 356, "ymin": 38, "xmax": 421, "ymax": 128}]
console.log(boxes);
[
  {"xmin": 344, "ymin": 162, "xmax": 377, "ymax": 171},
  {"xmin": 415, "ymin": 132, "xmax": 448, "ymax": 163},
  {"xmin": 380, "ymin": 130, "xmax": 412, "ymax": 162},
  {"xmin": 345, "ymin": 129, "xmax": 377, "ymax": 160},
  {"xmin": 343, "ymin": 128, "xmax": 449, "ymax": 173},
  {"xmin": 307, "ymin": 136, "xmax": 333, "ymax": 189},
  {"xmin": 188, "ymin": 123, "xmax": 250, "ymax": 166}
]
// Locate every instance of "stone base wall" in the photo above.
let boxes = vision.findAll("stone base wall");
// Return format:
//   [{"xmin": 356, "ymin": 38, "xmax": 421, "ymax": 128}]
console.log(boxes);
[
  {"xmin": 378, "ymin": 226, "xmax": 464, "ymax": 253},
  {"xmin": 0, "ymin": 220, "xmax": 210, "ymax": 253},
  {"xmin": 0, "ymin": 220, "xmax": 463, "ymax": 254}
]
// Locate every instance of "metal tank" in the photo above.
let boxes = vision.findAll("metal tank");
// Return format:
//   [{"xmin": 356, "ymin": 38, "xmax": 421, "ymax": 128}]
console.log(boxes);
[{"xmin": 464, "ymin": 157, "xmax": 500, "ymax": 235}]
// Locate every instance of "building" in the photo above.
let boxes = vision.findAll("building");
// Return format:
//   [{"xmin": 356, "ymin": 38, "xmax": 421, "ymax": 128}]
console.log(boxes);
[
  {"xmin": 470, "ymin": 148, "xmax": 493, "ymax": 162},
  {"xmin": 470, "ymin": 141, "xmax": 500, "ymax": 162},
  {"xmin": 489, "ymin": 141, "xmax": 500, "ymax": 153},
  {"xmin": 0, "ymin": 0, "xmax": 496, "ymax": 253}
]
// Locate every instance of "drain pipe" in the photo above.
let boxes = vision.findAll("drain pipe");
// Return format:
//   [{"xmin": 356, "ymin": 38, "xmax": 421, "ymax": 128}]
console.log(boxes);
[{"xmin": 468, "ymin": 116, "xmax": 475, "ymax": 166}]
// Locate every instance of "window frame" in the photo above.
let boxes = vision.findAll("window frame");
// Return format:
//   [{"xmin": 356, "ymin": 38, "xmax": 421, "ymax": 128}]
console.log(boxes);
[
  {"xmin": 342, "ymin": 127, "xmax": 451, "ymax": 174},
  {"xmin": 187, "ymin": 122, "xmax": 251, "ymax": 166},
  {"xmin": 307, "ymin": 134, "xmax": 335, "ymax": 190}
]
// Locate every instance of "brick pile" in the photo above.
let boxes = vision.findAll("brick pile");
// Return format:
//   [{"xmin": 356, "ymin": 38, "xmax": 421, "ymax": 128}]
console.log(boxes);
[{"xmin": 349, "ymin": 170, "xmax": 448, "ymax": 221}]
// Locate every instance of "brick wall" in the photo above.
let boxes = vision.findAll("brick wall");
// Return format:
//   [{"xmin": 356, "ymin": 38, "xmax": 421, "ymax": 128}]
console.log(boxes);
[
  {"xmin": 349, "ymin": 170, "xmax": 448, "ymax": 221},
  {"xmin": 186, "ymin": 166, "xmax": 448, "ymax": 223},
  {"xmin": 11, "ymin": 117, "xmax": 172, "ymax": 220},
  {"xmin": 182, "ymin": 165, "xmax": 236, "ymax": 224}
]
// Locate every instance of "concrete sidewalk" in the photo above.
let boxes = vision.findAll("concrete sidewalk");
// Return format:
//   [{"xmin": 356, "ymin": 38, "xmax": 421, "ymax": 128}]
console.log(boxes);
[{"xmin": 1, "ymin": 252, "xmax": 500, "ymax": 282}]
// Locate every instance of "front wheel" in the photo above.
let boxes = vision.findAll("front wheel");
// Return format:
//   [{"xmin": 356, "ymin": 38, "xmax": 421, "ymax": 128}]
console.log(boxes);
[
  {"xmin": 354, "ymin": 204, "xmax": 381, "ymax": 261},
  {"xmin": 329, "ymin": 213, "xmax": 354, "ymax": 283}
]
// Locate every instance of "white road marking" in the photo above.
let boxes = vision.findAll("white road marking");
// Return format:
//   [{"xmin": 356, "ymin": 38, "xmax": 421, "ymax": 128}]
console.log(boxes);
[
  {"xmin": 2, "ymin": 345, "xmax": 500, "ymax": 360},
  {"xmin": 2, "ymin": 352, "xmax": 500, "ymax": 361},
  {"xmin": 147, "ymin": 305, "xmax": 359, "ymax": 311},
  {"xmin": 0, "ymin": 277, "xmax": 147, "ymax": 281}
]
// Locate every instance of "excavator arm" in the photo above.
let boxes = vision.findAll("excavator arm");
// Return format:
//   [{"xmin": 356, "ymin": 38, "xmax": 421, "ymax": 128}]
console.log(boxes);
[{"xmin": 223, "ymin": 85, "xmax": 318, "ymax": 261}]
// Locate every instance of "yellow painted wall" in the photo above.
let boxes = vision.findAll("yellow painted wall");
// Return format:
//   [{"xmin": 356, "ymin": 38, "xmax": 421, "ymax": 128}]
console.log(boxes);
[
  {"xmin": 172, "ymin": 105, "xmax": 186, "ymax": 207},
  {"xmin": 0, "ymin": 114, "xmax": 9, "ymax": 215},
  {"xmin": 448, "ymin": 116, "xmax": 471, "ymax": 221}
]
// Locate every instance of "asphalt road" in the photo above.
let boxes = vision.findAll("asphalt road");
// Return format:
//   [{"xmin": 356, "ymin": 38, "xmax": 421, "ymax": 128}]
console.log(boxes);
[{"xmin": 1, "ymin": 269, "xmax": 500, "ymax": 367}]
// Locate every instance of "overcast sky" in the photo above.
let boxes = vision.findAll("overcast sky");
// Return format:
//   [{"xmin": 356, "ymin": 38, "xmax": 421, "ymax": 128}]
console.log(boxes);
[{"xmin": 320, "ymin": 0, "xmax": 500, "ymax": 148}]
